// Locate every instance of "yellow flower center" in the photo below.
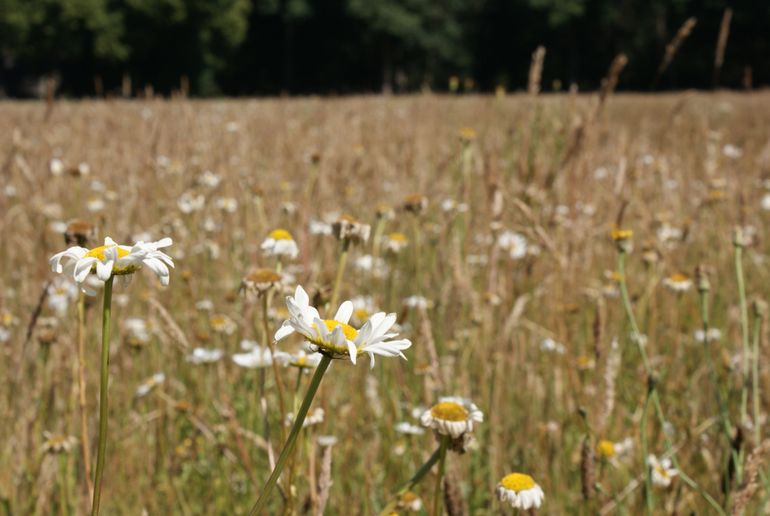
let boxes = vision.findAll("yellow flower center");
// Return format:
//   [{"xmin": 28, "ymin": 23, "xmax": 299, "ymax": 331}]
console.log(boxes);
[
  {"xmin": 669, "ymin": 273, "xmax": 688, "ymax": 283},
  {"xmin": 354, "ymin": 308, "xmax": 369, "ymax": 321},
  {"xmin": 244, "ymin": 268, "xmax": 281, "ymax": 285},
  {"xmin": 611, "ymin": 228, "xmax": 633, "ymax": 241},
  {"xmin": 430, "ymin": 401, "xmax": 468, "ymax": 422},
  {"xmin": 597, "ymin": 440, "xmax": 616, "ymax": 458},
  {"xmin": 655, "ymin": 465, "xmax": 669, "ymax": 478},
  {"xmin": 500, "ymin": 473, "xmax": 536, "ymax": 492},
  {"xmin": 295, "ymin": 356, "xmax": 307, "ymax": 366},
  {"xmin": 269, "ymin": 229, "xmax": 293, "ymax": 240},
  {"xmin": 84, "ymin": 244, "xmax": 130, "ymax": 261},
  {"xmin": 389, "ymin": 232, "xmax": 407, "ymax": 242},
  {"xmin": 322, "ymin": 320, "xmax": 358, "ymax": 341}
]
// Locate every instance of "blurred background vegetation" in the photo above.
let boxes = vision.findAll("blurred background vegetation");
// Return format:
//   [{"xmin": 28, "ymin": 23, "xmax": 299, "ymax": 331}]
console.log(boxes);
[{"xmin": 0, "ymin": 0, "xmax": 767, "ymax": 97}]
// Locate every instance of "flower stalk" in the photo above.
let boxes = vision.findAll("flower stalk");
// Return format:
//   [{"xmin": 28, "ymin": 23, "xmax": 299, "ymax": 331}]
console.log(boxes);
[
  {"xmin": 91, "ymin": 276, "xmax": 113, "ymax": 516},
  {"xmin": 249, "ymin": 354, "xmax": 332, "ymax": 515}
]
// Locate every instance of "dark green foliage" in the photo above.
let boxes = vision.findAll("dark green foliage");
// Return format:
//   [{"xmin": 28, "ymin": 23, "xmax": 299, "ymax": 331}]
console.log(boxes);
[{"xmin": 0, "ymin": 0, "xmax": 768, "ymax": 96}]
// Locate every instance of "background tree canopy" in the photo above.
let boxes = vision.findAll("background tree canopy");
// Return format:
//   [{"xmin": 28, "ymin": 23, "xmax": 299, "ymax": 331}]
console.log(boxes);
[{"xmin": 0, "ymin": 0, "xmax": 767, "ymax": 97}]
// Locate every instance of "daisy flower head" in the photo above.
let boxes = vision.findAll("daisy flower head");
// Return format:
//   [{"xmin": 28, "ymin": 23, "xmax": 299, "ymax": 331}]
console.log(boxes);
[
  {"xmin": 695, "ymin": 328, "xmax": 722, "ymax": 343},
  {"xmin": 241, "ymin": 268, "xmax": 282, "ymax": 297},
  {"xmin": 274, "ymin": 285, "xmax": 411, "ymax": 368},
  {"xmin": 261, "ymin": 229, "xmax": 299, "ymax": 259},
  {"xmin": 394, "ymin": 422, "xmax": 425, "ymax": 436},
  {"xmin": 232, "ymin": 346, "xmax": 274, "ymax": 369},
  {"xmin": 398, "ymin": 491, "xmax": 423, "ymax": 511},
  {"xmin": 384, "ymin": 232, "xmax": 408, "ymax": 253},
  {"xmin": 420, "ymin": 396, "xmax": 483, "ymax": 439},
  {"xmin": 134, "ymin": 372, "xmax": 166, "ymax": 399},
  {"xmin": 273, "ymin": 349, "xmax": 323, "ymax": 370},
  {"xmin": 610, "ymin": 226, "xmax": 633, "ymax": 253},
  {"xmin": 332, "ymin": 215, "xmax": 371, "ymax": 245},
  {"xmin": 41, "ymin": 432, "xmax": 78, "ymax": 455},
  {"xmin": 648, "ymin": 454, "xmax": 678, "ymax": 487},
  {"xmin": 496, "ymin": 472, "xmax": 545, "ymax": 510},
  {"xmin": 402, "ymin": 193, "xmax": 428, "ymax": 215},
  {"xmin": 662, "ymin": 273, "xmax": 692, "ymax": 293},
  {"xmin": 49, "ymin": 236, "xmax": 173, "ymax": 292},
  {"xmin": 187, "ymin": 347, "xmax": 225, "ymax": 365},
  {"xmin": 596, "ymin": 437, "xmax": 633, "ymax": 460}
]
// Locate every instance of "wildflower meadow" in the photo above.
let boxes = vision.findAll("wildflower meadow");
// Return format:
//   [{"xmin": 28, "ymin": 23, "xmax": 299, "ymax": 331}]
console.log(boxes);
[{"xmin": 2, "ymin": 87, "xmax": 770, "ymax": 515}]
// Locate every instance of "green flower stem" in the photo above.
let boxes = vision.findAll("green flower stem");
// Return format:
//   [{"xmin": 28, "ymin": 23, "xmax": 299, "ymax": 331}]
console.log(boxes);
[
  {"xmin": 752, "ymin": 312, "xmax": 762, "ymax": 446},
  {"xmin": 698, "ymin": 286, "xmax": 741, "ymax": 501},
  {"xmin": 617, "ymin": 252, "xmax": 725, "ymax": 515},
  {"xmin": 735, "ymin": 244, "xmax": 750, "ymax": 428},
  {"xmin": 641, "ymin": 385, "xmax": 654, "ymax": 515},
  {"xmin": 249, "ymin": 354, "xmax": 332, "ymax": 515},
  {"xmin": 697, "ymin": 289, "xmax": 733, "ymax": 439},
  {"xmin": 378, "ymin": 446, "xmax": 442, "ymax": 516},
  {"xmin": 91, "ymin": 275, "xmax": 113, "ymax": 516},
  {"xmin": 77, "ymin": 292, "xmax": 94, "ymax": 500},
  {"xmin": 432, "ymin": 435, "xmax": 449, "ymax": 516},
  {"xmin": 262, "ymin": 294, "xmax": 287, "ymax": 442}
]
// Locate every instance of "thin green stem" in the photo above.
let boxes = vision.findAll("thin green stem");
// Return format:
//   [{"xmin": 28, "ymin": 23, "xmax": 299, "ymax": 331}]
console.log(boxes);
[
  {"xmin": 329, "ymin": 242, "xmax": 350, "ymax": 311},
  {"xmin": 698, "ymin": 289, "xmax": 733, "ymax": 440},
  {"xmin": 617, "ymin": 252, "xmax": 726, "ymax": 515},
  {"xmin": 262, "ymin": 294, "xmax": 286, "ymax": 442},
  {"xmin": 736, "ymin": 245, "xmax": 750, "ymax": 427},
  {"xmin": 76, "ymin": 292, "xmax": 93, "ymax": 500},
  {"xmin": 432, "ymin": 436, "xmax": 449, "ymax": 516},
  {"xmin": 91, "ymin": 276, "xmax": 113, "ymax": 516},
  {"xmin": 752, "ymin": 312, "xmax": 762, "ymax": 446},
  {"xmin": 249, "ymin": 354, "xmax": 332, "ymax": 515},
  {"xmin": 378, "ymin": 446, "xmax": 442, "ymax": 516},
  {"xmin": 641, "ymin": 387, "xmax": 654, "ymax": 515}
]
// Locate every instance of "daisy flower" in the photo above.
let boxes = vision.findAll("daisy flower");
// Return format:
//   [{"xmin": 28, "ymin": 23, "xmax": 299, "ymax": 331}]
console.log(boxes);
[
  {"xmin": 134, "ymin": 373, "xmax": 166, "ymax": 399},
  {"xmin": 49, "ymin": 237, "xmax": 174, "ymax": 291},
  {"xmin": 273, "ymin": 349, "xmax": 323, "ymax": 370},
  {"xmin": 210, "ymin": 313, "xmax": 237, "ymax": 335},
  {"xmin": 261, "ymin": 229, "xmax": 299, "ymax": 259},
  {"xmin": 384, "ymin": 232, "xmax": 408, "ymax": 253},
  {"xmin": 187, "ymin": 347, "xmax": 225, "ymax": 364},
  {"xmin": 274, "ymin": 285, "xmax": 411, "ymax": 367},
  {"xmin": 694, "ymin": 328, "xmax": 722, "ymax": 342},
  {"xmin": 648, "ymin": 454, "xmax": 678, "ymax": 487},
  {"xmin": 420, "ymin": 396, "xmax": 483, "ymax": 438},
  {"xmin": 394, "ymin": 422, "xmax": 425, "ymax": 436},
  {"xmin": 124, "ymin": 317, "xmax": 152, "ymax": 348},
  {"xmin": 596, "ymin": 437, "xmax": 633, "ymax": 460},
  {"xmin": 497, "ymin": 230, "xmax": 529, "ymax": 260},
  {"xmin": 285, "ymin": 407, "xmax": 324, "ymax": 428},
  {"xmin": 41, "ymin": 432, "xmax": 78, "ymax": 455},
  {"xmin": 398, "ymin": 491, "xmax": 423, "ymax": 511},
  {"xmin": 241, "ymin": 268, "xmax": 282, "ymax": 296},
  {"xmin": 47, "ymin": 278, "xmax": 79, "ymax": 317},
  {"xmin": 496, "ymin": 472, "xmax": 545, "ymax": 510},
  {"xmin": 332, "ymin": 215, "xmax": 371, "ymax": 244},
  {"xmin": 662, "ymin": 273, "xmax": 692, "ymax": 292},
  {"xmin": 232, "ymin": 346, "xmax": 274, "ymax": 369}
]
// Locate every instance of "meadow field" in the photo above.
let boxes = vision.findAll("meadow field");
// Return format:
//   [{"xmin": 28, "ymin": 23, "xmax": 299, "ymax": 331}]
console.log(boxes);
[{"xmin": 2, "ymin": 90, "xmax": 770, "ymax": 515}]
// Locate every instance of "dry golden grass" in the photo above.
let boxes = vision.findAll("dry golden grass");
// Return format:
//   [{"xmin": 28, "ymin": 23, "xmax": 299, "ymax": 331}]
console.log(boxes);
[{"xmin": 1, "ymin": 91, "xmax": 770, "ymax": 514}]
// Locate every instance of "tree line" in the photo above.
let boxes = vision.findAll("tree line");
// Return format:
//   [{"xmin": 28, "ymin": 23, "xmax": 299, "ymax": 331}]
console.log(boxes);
[{"xmin": 0, "ymin": 0, "xmax": 766, "ymax": 97}]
